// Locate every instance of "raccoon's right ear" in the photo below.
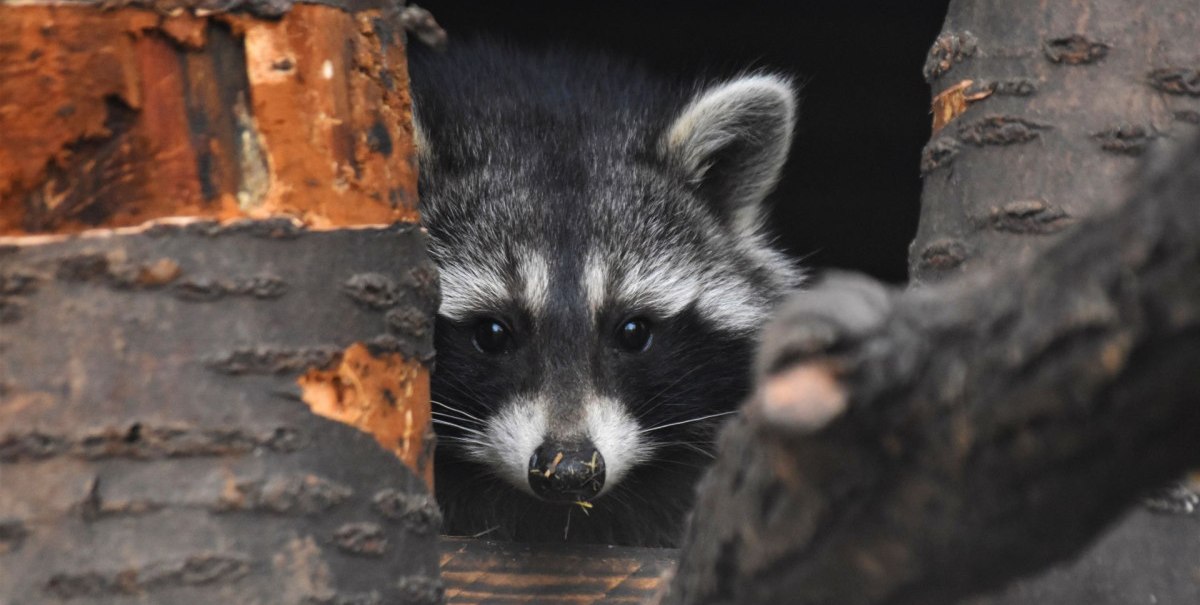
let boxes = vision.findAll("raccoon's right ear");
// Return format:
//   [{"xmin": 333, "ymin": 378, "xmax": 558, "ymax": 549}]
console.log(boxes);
[{"xmin": 660, "ymin": 74, "xmax": 797, "ymax": 236}]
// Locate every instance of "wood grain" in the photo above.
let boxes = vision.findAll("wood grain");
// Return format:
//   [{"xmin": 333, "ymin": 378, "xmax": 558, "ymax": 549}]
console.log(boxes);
[{"xmin": 441, "ymin": 537, "xmax": 676, "ymax": 604}]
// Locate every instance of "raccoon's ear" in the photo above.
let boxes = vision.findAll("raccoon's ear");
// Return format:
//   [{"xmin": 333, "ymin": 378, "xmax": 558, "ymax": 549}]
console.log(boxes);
[{"xmin": 660, "ymin": 74, "xmax": 796, "ymax": 235}]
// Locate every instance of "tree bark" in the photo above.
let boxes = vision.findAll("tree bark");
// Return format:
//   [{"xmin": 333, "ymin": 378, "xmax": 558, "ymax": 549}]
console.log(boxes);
[
  {"xmin": 662, "ymin": 128, "xmax": 1200, "ymax": 605},
  {"xmin": 914, "ymin": 1, "xmax": 1200, "ymax": 602},
  {"xmin": 0, "ymin": 2, "xmax": 440, "ymax": 603},
  {"xmin": 912, "ymin": 0, "xmax": 1200, "ymax": 283},
  {"xmin": 665, "ymin": 1, "xmax": 1200, "ymax": 602}
]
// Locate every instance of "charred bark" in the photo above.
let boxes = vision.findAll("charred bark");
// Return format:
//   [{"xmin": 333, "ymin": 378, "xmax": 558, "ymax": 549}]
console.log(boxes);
[
  {"xmin": 662, "ymin": 107, "xmax": 1200, "ymax": 605},
  {"xmin": 0, "ymin": 2, "xmax": 439, "ymax": 603}
]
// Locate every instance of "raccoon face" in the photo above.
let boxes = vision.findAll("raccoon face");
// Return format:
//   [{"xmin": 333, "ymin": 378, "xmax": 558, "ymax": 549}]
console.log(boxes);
[{"xmin": 414, "ymin": 54, "xmax": 800, "ymax": 543}]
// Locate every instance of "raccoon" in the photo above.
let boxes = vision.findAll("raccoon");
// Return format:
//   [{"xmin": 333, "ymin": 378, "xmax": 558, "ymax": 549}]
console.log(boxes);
[{"xmin": 409, "ymin": 42, "xmax": 802, "ymax": 547}]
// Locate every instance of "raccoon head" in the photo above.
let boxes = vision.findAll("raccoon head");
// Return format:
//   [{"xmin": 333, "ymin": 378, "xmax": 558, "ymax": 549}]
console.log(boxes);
[{"xmin": 414, "ymin": 56, "xmax": 800, "ymax": 539}]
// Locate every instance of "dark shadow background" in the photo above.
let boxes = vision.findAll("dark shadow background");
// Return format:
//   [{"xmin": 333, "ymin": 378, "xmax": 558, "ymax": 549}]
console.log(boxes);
[{"xmin": 415, "ymin": 1, "xmax": 952, "ymax": 283}]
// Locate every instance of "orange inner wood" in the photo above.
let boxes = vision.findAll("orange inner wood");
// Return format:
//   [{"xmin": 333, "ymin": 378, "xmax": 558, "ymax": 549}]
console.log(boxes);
[
  {"xmin": 0, "ymin": 5, "xmax": 418, "ymax": 235},
  {"xmin": 298, "ymin": 344, "xmax": 434, "ymax": 491}
]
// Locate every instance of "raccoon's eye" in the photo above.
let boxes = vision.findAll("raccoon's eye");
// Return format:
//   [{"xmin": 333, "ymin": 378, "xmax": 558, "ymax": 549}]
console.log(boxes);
[
  {"xmin": 472, "ymin": 318, "xmax": 512, "ymax": 354},
  {"xmin": 616, "ymin": 318, "xmax": 653, "ymax": 353}
]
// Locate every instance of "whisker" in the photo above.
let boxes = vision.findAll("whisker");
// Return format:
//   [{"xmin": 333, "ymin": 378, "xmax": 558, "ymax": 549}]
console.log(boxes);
[
  {"xmin": 431, "ymin": 410, "xmax": 486, "ymax": 429},
  {"xmin": 609, "ymin": 482, "xmax": 655, "ymax": 512},
  {"xmin": 652, "ymin": 441, "xmax": 718, "ymax": 459},
  {"xmin": 638, "ymin": 410, "xmax": 739, "ymax": 434},
  {"xmin": 432, "ymin": 417, "xmax": 489, "ymax": 437},
  {"xmin": 431, "ymin": 399, "xmax": 488, "ymax": 425},
  {"xmin": 630, "ymin": 365, "xmax": 705, "ymax": 417},
  {"xmin": 437, "ymin": 436, "xmax": 491, "ymax": 448},
  {"xmin": 657, "ymin": 444, "xmax": 710, "ymax": 458},
  {"xmin": 655, "ymin": 451, "xmax": 716, "ymax": 465},
  {"xmin": 436, "ymin": 375, "xmax": 491, "ymax": 402}
]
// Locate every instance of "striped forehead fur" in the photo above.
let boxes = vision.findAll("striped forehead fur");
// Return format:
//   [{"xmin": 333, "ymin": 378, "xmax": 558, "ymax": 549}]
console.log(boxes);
[
  {"xmin": 518, "ymin": 251, "xmax": 551, "ymax": 317},
  {"xmin": 436, "ymin": 256, "xmax": 510, "ymax": 321},
  {"xmin": 435, "ymin": 220, "xmax": 800, "ymax": 330},
  {"xmin": 436, "ymin": 247, "xmax": 552, "ymax": 320},
  {"xmin": 583, "ymin": 246, "xmax": 778, "ymax": 333}
]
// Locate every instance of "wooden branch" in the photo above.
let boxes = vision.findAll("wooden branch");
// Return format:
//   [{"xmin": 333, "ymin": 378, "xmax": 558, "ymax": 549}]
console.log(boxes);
[{"xmin": 662, "ymin": 133, "xmax": 1200, "ymax": 605}]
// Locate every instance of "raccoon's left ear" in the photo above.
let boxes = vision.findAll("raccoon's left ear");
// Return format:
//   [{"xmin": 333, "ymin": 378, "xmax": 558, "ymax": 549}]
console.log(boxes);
[{"xmin": 660, "ymin": 74, "xmax": 796, "ymax": 235}]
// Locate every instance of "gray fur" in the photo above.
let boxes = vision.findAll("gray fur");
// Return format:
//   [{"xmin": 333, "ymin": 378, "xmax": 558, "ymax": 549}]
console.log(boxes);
[{"xmin": 410, "ymin": 42, "xmax": 804, "ymax": 546}]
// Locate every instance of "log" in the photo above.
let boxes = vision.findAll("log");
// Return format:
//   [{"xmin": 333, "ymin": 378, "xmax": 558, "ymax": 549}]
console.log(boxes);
[
  {"xmin": 662, "ymin": 129, "xmax": 1200, "ymax": 605},
  {"xmin": 0, "ymin": 1, "xmax": 440, "ymax": 602}
]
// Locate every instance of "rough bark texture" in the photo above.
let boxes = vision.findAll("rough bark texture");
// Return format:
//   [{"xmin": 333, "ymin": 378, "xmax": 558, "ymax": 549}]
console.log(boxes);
[
  {"xmin": 661, "ymin": 128, "xmax": 1200, "ymax": 605},
  {"xmin": 963, "ymin": 507, "xmax": 1200, "ymax": 604},
  {"xmin": 0, "ymin": 223, "xmax": 441, "ymax": 604},
  {"xmin": 913, "ymin": 1, "xmax": 1200, "ymax": 602},
  {"xmin": 913, "ymin": 0, "xmax": 1200, "ymax": 283},
  {"xmin": 663, "ymin": 0, "xmax": 1200, "ymax": 599},
  {"xmin": 0, "ymin": 1, "xmax": 440, "ymax": 602}
]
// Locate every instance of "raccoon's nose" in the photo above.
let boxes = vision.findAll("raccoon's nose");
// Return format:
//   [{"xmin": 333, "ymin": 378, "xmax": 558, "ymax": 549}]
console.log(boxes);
[{"xmin": 527, "ymin": 440, "xmax": 606, "ymax": 503}]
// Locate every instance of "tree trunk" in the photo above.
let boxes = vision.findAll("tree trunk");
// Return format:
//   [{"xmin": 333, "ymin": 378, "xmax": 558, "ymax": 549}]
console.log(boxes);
[
  {"xmin": 912, "ymin": 0, "xmax": 1200, "ymax": 283},
  {"xmin": 916, "ymin": 1, "xmax": 1200, "ymax": 602},
  {"xmin": 664, "ymin": 1, "xmax": 1200, "ymax": 603},
  {"xmin": 0, "ymin": 2, "xmax": 440, "ymax": 603},
  {"xmin": 662, "ymin": 130, "xmax": 1200, "ymax": 605}
]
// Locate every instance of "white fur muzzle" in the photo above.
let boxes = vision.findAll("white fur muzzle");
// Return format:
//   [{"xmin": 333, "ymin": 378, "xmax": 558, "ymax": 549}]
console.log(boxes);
[{"xmin": 471, "ymin": 390, "xmax": 653, "ymax": 499}]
